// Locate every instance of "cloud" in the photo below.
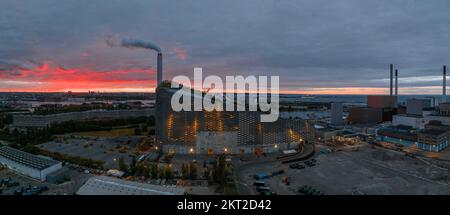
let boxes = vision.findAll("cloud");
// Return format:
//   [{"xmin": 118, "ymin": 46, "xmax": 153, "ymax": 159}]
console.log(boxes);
[
  {"xmin": 173, "ymin": 47, "xmax": 187, "ymax": 61},
  {"xmin": 0, "ymin": 0, "xmax": 450, "ymax": 93},
  {"xmin": 0, "ymin": 61, "xmax": 157, "ymax": 92}
]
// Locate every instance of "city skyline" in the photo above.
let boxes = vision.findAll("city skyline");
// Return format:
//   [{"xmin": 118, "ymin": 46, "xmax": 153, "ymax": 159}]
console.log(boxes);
[{"xmin": 1, "ymin": 0, "xmax": 450, "ymax": 94}]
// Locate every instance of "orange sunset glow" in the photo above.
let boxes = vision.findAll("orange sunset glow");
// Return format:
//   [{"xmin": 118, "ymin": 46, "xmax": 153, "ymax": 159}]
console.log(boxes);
[
  {"xmin": 0, "ymin": 62, "xmax": 157, "ymax": 92},
  {"xmin": 0, "ymin": 62, "xmax": 393, "ymax": 94}
]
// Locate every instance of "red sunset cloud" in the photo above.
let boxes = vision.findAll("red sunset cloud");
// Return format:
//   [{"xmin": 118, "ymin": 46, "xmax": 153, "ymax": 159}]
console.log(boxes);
[
  {"xmin": 0, "ymin": 62, "xmax": 157, "ymax": 92},
  {"xmin": 173, "ymin": 47, "xmax": 187, "ymax": 61}
]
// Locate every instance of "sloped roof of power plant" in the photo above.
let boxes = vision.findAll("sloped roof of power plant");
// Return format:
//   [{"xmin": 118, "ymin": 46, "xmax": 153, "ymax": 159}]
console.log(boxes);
[
  {"xmin": 76, "ymin": 176, "xmax": 185, "ymax": 195},
  {"xmin": 0, "ymin": 146, "xmax": 60, "ymax": 171}
]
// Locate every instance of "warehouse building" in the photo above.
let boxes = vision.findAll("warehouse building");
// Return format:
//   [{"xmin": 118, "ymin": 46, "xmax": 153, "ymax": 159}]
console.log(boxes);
[
  {"xmin": 376, "ymin": 125, "xmax": 418, "ymax": 147},
  {"xmin": 417, "ymin": 121, "xmax": 450, "ymax": 152},
  {"xmin": 76, "ymin": 176, "xmax": 185, "ymax": 195},
  {"xmin": 417, "ymin": 129, "xmax": 450, "ymax": 152},
  {"xmin": 0, "ymin": 146, "xmax": 62, "ymax": 181}
]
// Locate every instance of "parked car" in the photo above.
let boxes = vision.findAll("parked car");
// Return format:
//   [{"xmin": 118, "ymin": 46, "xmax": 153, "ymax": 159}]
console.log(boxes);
[
  {"xmin": 257, "ymin": 186, "xmax": 271, "ymax": 192},
  {"xmin": 253, "ymin": 181, "xmax": 265, "ymax": 187}
]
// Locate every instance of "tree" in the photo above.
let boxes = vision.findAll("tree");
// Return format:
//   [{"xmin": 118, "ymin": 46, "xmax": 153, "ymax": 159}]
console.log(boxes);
[
  {"xmin": 135, "ymin": 163, "xmax": 150, "ymax": 178},
  {"xmin": 147, "ymin": 116, "xmax": 155, "ymax": 127},
  {"xmin": 134, "ymin": 128, "xmax": 142, "ymax": 135},
  {"xmin": 118, "ymin": 157, "xmax": 128, "ymax": 173},
  {"xmin": 148, "ymin": 128, "xmax": 155, "ymax": 135},
  {"xmin": 129, "ymin": 156, "xmax": 137, "ymax": 174},
  {"xmin": 203, "ymin": 169, "xmax": 211, "ymax": 180},
  {"xmin": 142, "ymin": 165, "xmax": 150, "ymax": 178},
  {"xmin": 181, "ymin": 163, "xmax": 189, "ymax": 180},
  {"xmin": 158, "ymin": 166, "xmax": 165, "ymax": 179},
  {"xmin": 165, "ymin": 165, "xmax": 174, "ymax": 180},
  {"xmin": 189, "ymin": 162, "xmax": 197, "ymax": 180},
  {"xmin": 142, "ymin": 125, "xmax": 148, "ymax": 132},
  {"xmin": 213, "ymin": 155, "xmax": 229, "ymax": 186},
  {"xmin": 151, "ymin": 163, "xmax": 158, "ymax": 179}
]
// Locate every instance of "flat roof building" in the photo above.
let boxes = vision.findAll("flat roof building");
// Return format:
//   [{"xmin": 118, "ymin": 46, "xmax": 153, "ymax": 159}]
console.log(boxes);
[
  {"xmin": 76, "ymin": 176, "xmax": 185, "ymax": 195},
  {"xmin": 418, "ymin": 129, "xmax": 450, "ymax": 152},
  {"xmin": 0, "ymin": 146, "xmax": 62, "ymax": 181},
  {"xmin": 392, "ymin": 114, "xmax": 425, "ymax": 129},
  {"xmin": 331, "ymin": 102, "xmax": 344, "ymax": 126},
  {"xmin": 376, "ymin": 125, "xmax": 418, "ymax": 147},
  {"xmin": 407, "ymin": 99, "xmax": 431, "ymax": 116},
  {"xmin": 367, "ymin": 95, "xmax": 397, "ymax": 108},
  {"xmin": 348, "ymin": 107, "xmax": 382, "ymax": 124}
]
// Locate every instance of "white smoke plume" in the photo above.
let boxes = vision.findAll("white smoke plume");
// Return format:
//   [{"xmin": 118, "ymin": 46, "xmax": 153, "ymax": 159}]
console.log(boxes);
[{"xmin": 105, "ymin": 35, "xmax": 161, "ymax": 53}]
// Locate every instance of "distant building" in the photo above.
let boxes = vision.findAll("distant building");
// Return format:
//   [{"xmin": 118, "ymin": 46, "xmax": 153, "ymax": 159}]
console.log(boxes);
[
  {"xmin": 417, "ymin": 129, "xmax": 450, "ymax": 152},
  {"xmin": 0, "ymin": 146, "xmax": 62, "ymax": 181},
  {"xmin": 392, "ymin": 114, "xmax": 426, "ymax": 129},
  {"xmin": 406, "ymin": 99, "xmax": 431, "ymax": 116},
  {"xmin": 376, "ymin": 125, "xmax": 418, "ymax": 147},
  {"xmin": 376, "ymin": 122, "xmax": 450, "ymax": 152},
  {"xmin": 367, "ymin": 95, "xmax": 397, "ymax": 108},
  {"xmin": 348, "ymin": 95, "xmax": 399, "ymax": 124},
  {"xmin": 424, "ymin": 115, "xmax": 450, "ymax": 126},
  {"xmin": 416, "ymin": 121, "xmax": 450, "ymax": 152},
  {"xmin": 76, "ymin": 176, "xmax": 185, "ymax": 195},
  {"xmin": 330, "ymin": 102, "xmax": 344, "ymax": 126},
  {"xmin": 437, "ymin": 103, "xmax": 450, "ymax": 116},
  {"xmin": 12, "ymin": 108, "xmax": 154, "ymax": 128},
  {"xmin": 314, "ymin": 126, "xmax": 342, "ymax": 140},
  {"xmin": 348, "ymin": 107, "xmax": 382, "ymax": 124}
]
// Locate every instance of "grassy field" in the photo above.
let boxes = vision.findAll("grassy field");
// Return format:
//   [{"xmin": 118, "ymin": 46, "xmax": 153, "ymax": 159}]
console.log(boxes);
[{"xmin": 72, "ymin": 128, "xmax": 136, "ymax": 137}]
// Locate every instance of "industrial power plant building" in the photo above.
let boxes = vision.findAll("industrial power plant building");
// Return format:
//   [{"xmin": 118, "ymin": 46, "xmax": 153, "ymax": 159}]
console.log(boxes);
[
  {"xmin": 155, "ymin": 85, "xmax": 314, "ymax": 155},
  {"xmin": 0, "ymin": 146, "xmax": 62, "ymax": 181}
]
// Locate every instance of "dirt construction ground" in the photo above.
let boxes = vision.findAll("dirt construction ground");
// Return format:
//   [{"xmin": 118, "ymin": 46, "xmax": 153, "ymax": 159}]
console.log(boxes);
[{"xmin": 239, "ymin": 144, "xmax": 450, "ymax": 195}]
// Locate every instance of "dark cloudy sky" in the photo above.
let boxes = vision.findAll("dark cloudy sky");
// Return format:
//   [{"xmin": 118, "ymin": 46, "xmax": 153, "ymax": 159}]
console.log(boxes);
[{"xmin": 1, "ymin": 0, "xmax": 449, "ymax": 94}]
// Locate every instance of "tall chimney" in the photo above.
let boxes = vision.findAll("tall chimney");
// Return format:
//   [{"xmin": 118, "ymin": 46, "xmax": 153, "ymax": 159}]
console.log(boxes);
[
  {"xmin": 390, "ymin": 64, "xmax": 393, "ymax": 96},
  {"xmin": 443, "ymin": 65, "xmax": 447, "ymax": 103},
  {"xmin": 395, "ymin": 69, "xmax": 398, "ymax": 96},
  {"xmin": 157, "ymin": 52, "xmax": 163, "ymax": 87}
]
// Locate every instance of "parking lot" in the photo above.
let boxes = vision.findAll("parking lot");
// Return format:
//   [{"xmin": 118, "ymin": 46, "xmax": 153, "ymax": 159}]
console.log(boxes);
[{"xmin": 37, "ymin": 136, "xmax": 144, "ymax": 169}]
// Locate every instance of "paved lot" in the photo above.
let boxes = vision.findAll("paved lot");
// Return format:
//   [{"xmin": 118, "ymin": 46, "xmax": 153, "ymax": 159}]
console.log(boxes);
[
  {"xmin": 237, "ymin": 144, "xmax": 450, "ymax": 195},
  {"xmin": 37, "ymin": 136, "xmax": 143, "ymax": 169}
]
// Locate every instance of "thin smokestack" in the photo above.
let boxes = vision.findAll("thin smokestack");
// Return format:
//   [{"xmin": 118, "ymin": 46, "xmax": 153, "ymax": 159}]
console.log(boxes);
[
  {"xmin": 157, "ymin": 53, "xmax": 163, "ymax": 86},
  {"xmin": 395, "ymin": 69, "xmax": 398, "ymax": 96},
  {"xmin": 443, "ymin": 65, "xmax": 447, "ymax": 103},
  {"xmin": 390, "ymin": 64, "xmax": 393, "ymax": 96},
  {"xmin": 106, "ymin": 36, "xmax": 163, "ymax": 87}
]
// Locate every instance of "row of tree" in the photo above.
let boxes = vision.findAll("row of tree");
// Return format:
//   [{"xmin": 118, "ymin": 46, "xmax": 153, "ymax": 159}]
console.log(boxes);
[
  {"xmin": 118, "ymin": 156, "xmax": 175, "ymax": 180},
  {"xmin": 133, "ymin": 124, "xmax": 155, "ymax": 136},
  {"xmin": 117, "ymin": 154, "xmax": 230, "ymax": 185},
  {"xmin": 0, "ymin": 116, "xmax": 156, "ymax": 147},
  {"xmin": 33, "ymin": 103, "xmax": 145, "ymax": 115},
  {"xmin": 0, "ymin": 113, "xmax": 13, "ymax": 129},
  {"xmin": 181, "ymin": 162, "xmax": 198, "ymax": 180},
  {"xmin": 49, "ymin": 116, "xmax": 154, "ymax": 134}
]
